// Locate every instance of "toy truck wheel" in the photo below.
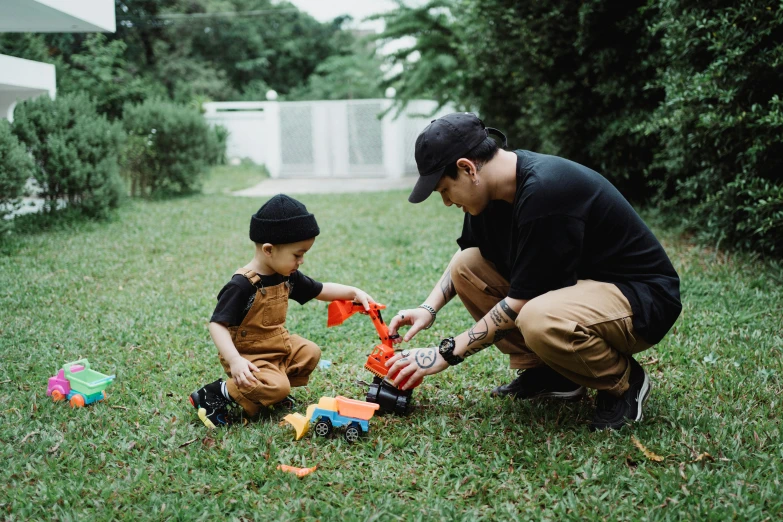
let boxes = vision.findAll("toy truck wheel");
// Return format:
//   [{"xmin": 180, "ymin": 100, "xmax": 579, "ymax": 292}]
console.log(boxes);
[
  {"xmin": 51, "ymin": 390, "xmax": 65, "ymax": 402},
  {"xmin": 314, "ymin": 417, "xmax": 333, "ymax": 438},
  {"xmin": 70, "ymin": 394, "xmax": 85, "ymax": 408},
  {"xmin": 344, "ymin": 422, "xmax": 362, "ymax": 443},
  {"xmin": 101, "ymin": 391, "xmax": 107, "ymax": 402}
]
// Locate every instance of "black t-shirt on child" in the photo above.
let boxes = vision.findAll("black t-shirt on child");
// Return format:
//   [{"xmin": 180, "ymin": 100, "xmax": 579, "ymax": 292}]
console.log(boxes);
[
  {"xmin": 210, "ymin": 270, "xmax": 323, "ymax": 327},
  {"xmin": 457, "ymin": 150, "xmax": 681, "ymax": 345}
]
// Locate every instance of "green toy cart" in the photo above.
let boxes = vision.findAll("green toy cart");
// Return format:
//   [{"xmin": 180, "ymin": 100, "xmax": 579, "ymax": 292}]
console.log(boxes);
[{"xmin": 47, "ymin": 358, "xmax": 116, "ymax": 408}]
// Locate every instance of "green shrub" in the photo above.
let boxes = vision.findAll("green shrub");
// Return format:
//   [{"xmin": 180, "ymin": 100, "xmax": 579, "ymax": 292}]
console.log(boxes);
[
  {"xmin": 122, "ymin": 100, "xmax": 219, "ymax": 197},
  {"xmin": 207, "ymin": 124, "xmax": 229, "ymax": 166},
  {"xmin": 11, "ymin": 94, "xmax": 125, "ymax": 219},
  {"xmin": 646, "ymin": 0, "xmax": 783, "ymax": 254},
  {"xmin": 0, "ymin": 120, "xmax": 35, "ymax": 236}
]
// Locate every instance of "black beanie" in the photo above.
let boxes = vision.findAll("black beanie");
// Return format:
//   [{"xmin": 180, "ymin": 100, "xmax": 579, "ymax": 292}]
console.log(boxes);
[{"xmin": 249, "ymin": 194, "xmax": 320, "ymax": 244}]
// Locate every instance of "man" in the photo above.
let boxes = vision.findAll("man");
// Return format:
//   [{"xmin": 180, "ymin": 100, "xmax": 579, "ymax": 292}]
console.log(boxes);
[{"xmin": 387, "ymin": 112, "xmax": 681, "ymax": 430}]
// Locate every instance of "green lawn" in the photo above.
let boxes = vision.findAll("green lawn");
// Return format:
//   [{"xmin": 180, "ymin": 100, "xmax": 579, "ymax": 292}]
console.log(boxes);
[{"xmin": 1, "ymin": 171, "xmax": 781, "ymax": 521}]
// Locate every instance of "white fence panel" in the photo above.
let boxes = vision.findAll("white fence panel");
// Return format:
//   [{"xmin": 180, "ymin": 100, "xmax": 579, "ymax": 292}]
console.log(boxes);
[{"xmin": 204, "ymin": 99, "xmax": 453, "ymax": 179}]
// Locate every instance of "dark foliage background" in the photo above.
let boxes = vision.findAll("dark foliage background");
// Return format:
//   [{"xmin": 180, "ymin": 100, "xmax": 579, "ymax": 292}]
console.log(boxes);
[{"xmin": 376, "ymin": 0, "xmax": 783, "ymax": 255}]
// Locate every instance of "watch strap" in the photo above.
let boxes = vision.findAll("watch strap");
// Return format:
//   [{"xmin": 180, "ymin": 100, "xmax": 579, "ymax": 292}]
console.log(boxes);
[{"xmin": 439, "ymin": 337, "xmax": 464, "ymax": 366}]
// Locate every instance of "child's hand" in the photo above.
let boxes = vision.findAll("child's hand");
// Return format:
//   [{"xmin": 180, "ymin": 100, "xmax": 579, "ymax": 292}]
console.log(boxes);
[
  {"xmin": 352, "ymin": 289, "xmax": 376, "ymax": 311},
  {"xmin": 229, "ymin": 356, "xmax": 260, "ymax": 388}
]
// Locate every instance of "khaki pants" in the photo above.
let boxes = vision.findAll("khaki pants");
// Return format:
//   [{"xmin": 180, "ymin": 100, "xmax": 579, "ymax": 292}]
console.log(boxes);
[
  {"xmin": 221, "ymin": 276, "xmax": 320, "ymax": 417},
  {"xmin": 451, "ymin": 248, "xmax": 652, "ymax": 395},
  {"xmin": 220, "ymin": 332, "xmax": 320, "ymax": 417}
]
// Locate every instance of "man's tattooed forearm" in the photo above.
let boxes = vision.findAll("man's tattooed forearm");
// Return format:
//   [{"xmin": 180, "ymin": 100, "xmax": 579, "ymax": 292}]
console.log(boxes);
[
  {"xmin": 499, "ymin": 299, "xmax": 518, "ymax": 320},
  {"xmin": 465, "ymin": 344, "xmax": 489, "ymax": 357},
  {"xmin": 489, "ymin": 307, "xmax": 506, "ymax": 327},
  {"xmin": 465, "ymin": 327, "xmax": 516, "ymax": 357},
  {"xmin": 415, "ymin": 348, "xmax": 437, "ymax": 369},
  {"xmin": 467, "ymin": 318, "xmax": 489, "ymax": 345},
  {"xmin": 493, "ymin": 328, "xmax": 514, "ymax": 343},
  {"xmin": 440, "ymin": 269, "xmax": 456, "ymax": 302}
]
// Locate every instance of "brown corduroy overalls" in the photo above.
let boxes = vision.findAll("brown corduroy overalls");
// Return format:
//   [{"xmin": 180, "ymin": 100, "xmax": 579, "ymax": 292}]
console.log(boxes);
[{"xmin": 219, "ymin": 269, "xmax": 321, "ymax": 417}]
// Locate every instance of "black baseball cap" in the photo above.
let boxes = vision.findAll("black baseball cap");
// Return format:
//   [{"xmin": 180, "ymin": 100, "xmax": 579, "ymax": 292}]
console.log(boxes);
[{"xmin": 409, "ymin": 112, "xmax": 507, "ymax": 203}]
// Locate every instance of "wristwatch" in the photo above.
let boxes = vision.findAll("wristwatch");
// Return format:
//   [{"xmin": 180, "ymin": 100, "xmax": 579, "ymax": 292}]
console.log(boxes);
[{"xmin": 438, "ymin": 337, "xmax": 464, "ymax": 366}]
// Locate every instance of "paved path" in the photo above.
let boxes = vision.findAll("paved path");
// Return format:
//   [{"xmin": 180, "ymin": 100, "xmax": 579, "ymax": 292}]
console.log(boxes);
[{"xmin": 233, "ymin": 177, "xmax": 417, "ymax": 197}]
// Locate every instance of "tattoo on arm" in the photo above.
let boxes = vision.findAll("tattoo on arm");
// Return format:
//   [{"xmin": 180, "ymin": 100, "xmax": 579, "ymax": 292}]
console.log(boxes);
[
  {"xmin": 493, "ymin": 328, "xmax": 514, "ymax": 343},
  {"xmin": 467, "ymin": 318, "xmax": 489, "ymax": 345},
  {"xmin": 499, "ymin": 299, "xmax": 518, "ymax": 321},
  {"xmin": 465, "ymin": 328, "xmax": 517, "ymax": 356},
  {"xmin": 489, "ymin": 307, "xmax": 508, "ymax": 328},
  {"xmin": 440, "ymin": 269, "xmax": 456, "ymax": 302},
  {"xmin": 415, "ymin": 349, "xmax": 437, "ymax": 369}
]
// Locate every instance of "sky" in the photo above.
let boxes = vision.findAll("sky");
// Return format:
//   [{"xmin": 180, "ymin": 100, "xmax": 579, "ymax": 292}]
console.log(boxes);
[
  {"xmin": 283, "ymin": 0, "xmax": 421, "ymax": 60},
  {"xmin": 284, "ymin": 0, "xmax": 404, "ymax": 31}
]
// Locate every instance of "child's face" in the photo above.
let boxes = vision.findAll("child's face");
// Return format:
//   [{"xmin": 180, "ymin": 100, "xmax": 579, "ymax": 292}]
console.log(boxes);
[{"xmin": 268, "ymin": 238, "xmax": 316, "ymax": 276}]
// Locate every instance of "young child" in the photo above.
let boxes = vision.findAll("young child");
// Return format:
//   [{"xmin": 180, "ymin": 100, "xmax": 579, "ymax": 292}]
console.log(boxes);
[{"xmin": 189, "ymin": 193, "xmax": 374, "ymax": 428}]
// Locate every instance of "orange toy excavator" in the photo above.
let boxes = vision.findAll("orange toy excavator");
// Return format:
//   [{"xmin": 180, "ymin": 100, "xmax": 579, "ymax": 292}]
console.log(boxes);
[{"xmin": 327, "ymin": 300, "xmax": 416, "ymax": 415}]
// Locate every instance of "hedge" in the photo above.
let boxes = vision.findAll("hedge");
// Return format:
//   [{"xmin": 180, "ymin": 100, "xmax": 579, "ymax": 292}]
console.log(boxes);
[
  {"xmin": 122, "ymin": 100, "xmax": 218, "ymax": 197},
  {"xmin": 644, "ymin": 0, "xmax": 783, "ymax": 253},
  {"xmin": 0, "ymin": 120, "xmax": 35, "ymax": 235},
  {"xmin": 11, "ymin": 94, "xmax": 125, "ymax": 219},
  {"xmin": 450, "ymin": 0, "xmax": 783, "ymax": 254}
]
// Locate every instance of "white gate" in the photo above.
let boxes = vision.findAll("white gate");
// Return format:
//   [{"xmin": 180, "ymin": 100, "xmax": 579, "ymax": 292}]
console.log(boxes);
[{"xmin": 204, "ymin": 99, "xmax": 452, "ymax": 179}]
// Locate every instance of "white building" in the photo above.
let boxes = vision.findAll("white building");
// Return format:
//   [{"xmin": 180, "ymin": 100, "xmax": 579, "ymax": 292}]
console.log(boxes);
[{"xmin": 0, "ymin": 0, "xmax": 116, "ymax": 121}]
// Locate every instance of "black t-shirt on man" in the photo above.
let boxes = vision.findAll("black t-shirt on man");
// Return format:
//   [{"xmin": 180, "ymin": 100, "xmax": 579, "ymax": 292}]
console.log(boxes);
[
  {"xmin": 210, "ymin": 270, "xmax": 323, "ymax": 327},
  {"xmin": 457, "ymin": 150, "xmax": 681, "ymax": 345}
]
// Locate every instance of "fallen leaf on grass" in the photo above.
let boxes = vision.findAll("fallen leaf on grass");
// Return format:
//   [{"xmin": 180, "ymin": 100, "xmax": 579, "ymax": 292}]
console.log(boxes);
[
  {"xmin": 202, "ymin": 436, "xmax": 216, "ymax": 449},
  {"xmin": 20, "ymin": 431, "xmax": 40, "ymax": 444},
  {"xmin": 111, "ymin": 405, "xmax": 129, "ymax": 411},
  {"xmin": 694, "ymin": 452, "xmax": 715, "ymax": 463},
  {"xmin": 48, "ymin": 434, "xmax": 64, "ymax": 453},
  {"xmin": 178, "ymin": 438, "xmax": 198, "ymax": 448},
  {"xmin": 631, "ymin": 435, "xmax": 664, "ymax": 462}
]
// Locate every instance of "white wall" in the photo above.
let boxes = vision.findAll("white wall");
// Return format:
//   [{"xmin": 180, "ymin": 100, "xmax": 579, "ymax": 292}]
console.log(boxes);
[{"xmin": 203, "ymin": 99, "xmax": 453, "ymax": 179}]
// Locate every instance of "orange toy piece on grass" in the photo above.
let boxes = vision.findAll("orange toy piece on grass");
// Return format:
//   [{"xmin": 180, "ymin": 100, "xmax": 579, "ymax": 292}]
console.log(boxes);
[{"xmin": 277, "ymin": 464, "xmax": 317, "ymax": 478}]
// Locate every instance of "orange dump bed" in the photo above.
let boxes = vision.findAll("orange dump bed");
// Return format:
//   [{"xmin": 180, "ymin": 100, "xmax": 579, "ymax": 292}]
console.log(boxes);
[{"xmin": 335, "ymin": 395, "xmax": 380, "ymax": 420}]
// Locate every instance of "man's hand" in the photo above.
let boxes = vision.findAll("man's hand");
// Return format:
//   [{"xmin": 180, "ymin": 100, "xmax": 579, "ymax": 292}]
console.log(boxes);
[
  {"xmin": 228, "ymin": 356, "xmax": 260, "ymax": 388},
  {"xmin": 388, "ymin": 307, "xmax": 433, "ymax": 344},
  {"xmin": 385, "ymin": 347, "xmax": 449, "ymax": 390}
]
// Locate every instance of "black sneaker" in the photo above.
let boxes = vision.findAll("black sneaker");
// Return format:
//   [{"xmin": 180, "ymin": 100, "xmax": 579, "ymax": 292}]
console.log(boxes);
[
  {"xmin": 490, "ymin": 365, "xmax": 585, "ymax": 400},
  {"xmin": 590, "ymin": 357, "xmax": 651, "ymax": 431},
  {"xmin": 269, "ymin": 395, "xmax": 297, "ymax": 412},
  {"xmin": 189, "ymin": 379, "xmax": 234, "ymax": 429}
]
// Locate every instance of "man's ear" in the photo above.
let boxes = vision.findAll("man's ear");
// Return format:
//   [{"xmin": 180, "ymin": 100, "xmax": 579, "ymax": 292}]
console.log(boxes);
[
  {"xmin": 261, "ymin": 243, "xmax": 274, "ymax": 257},
  {"xmin": 456, "ymin": 158, "xmax": 478, "ymax": 179}
]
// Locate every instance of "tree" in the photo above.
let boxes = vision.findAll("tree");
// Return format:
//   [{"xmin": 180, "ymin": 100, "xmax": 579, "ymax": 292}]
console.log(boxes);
[
  {"xmin": 371, "ymin": 1, "xmax": 466, "ymax": 113},
  {"xmin": 286, "ymin": 42, "xmax": 385, "ymax": 101},
  {"xmin": 57, "ymin": 34, "xmax": 162, "ymax": 119}
]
